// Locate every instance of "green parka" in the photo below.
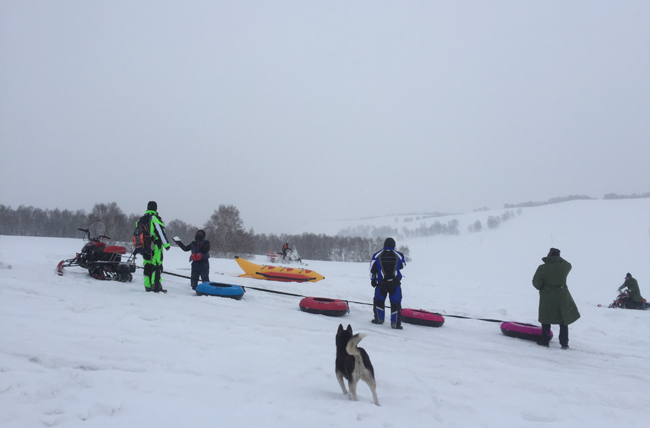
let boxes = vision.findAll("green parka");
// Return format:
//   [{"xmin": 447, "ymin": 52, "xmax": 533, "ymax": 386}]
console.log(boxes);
[
  {"xmin": 622, "ymin": 277, "xmax": 644, "ymax": 303},
  {"xmin": 532, "ymin": 256, "xmax": 581, "ymax": 325}
]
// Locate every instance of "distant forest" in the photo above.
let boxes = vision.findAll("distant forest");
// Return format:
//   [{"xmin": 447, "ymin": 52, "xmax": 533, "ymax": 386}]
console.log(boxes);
[
  {"xmin": 2, "ymin": 193, "xmax": 646, "ymax": 262},
  {"xmin": 0, "ymin": 203, "xmax": 410, "ymax": 263},
  {"xmin": 602, "ymin": 192, "xmax": 650, "ymax": 200},
  {"xmin": 337, "ymin": 219, "xmax": 461, "ymax": 240},
  {"xmin": 504, "ymin": 192, "xmax": 650, "ymax": 208},
  {"xmin": 503, "ymin": 194, "xmax": 596, "ymax": 208}
]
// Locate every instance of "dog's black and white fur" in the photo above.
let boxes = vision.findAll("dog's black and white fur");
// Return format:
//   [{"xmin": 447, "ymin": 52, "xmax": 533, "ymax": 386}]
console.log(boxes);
[{"xmin": 335, "ymin": 324, "xmax": 379, "ymax": 406}]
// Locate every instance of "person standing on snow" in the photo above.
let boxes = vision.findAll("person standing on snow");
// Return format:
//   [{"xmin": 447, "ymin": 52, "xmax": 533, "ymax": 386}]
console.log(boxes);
[
  {"xmin": 174, "ymin": 230, "xmax": 210, "ymax": 290},
  {"xmin": 532, "ymin": 248, "xmax": 581, "ymax": 349},
  {"xmin": 618, "ymin": 273, "xmax": 645, "ymax": 309},
  {"xmin": 137, "ymin": 201, "xmax": 171, "ymax": 293},
  {"xmin": 369, "ymin": 237, "xmax": 406, "ymax": 329}
]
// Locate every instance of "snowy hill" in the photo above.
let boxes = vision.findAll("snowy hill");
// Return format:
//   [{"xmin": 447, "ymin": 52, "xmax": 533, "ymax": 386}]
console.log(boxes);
[{"xmin": 1, "ymin": 198, "xmax": 650, "ymax": 428}]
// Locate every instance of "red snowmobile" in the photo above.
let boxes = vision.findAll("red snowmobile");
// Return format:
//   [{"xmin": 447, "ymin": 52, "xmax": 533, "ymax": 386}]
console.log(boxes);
[
  {"xmin": 607, "ymin": 290, "xmax": 649, "ymax": 310},
  {"xmin": 56, "ymin": 220, "xmax": 136, "ymax": 282}
]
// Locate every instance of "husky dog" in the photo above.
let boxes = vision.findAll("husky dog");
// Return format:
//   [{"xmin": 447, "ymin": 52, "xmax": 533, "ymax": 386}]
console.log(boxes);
[{"xmin": 335, "ymin": 324, "xmax": 379, "ymax": 406}]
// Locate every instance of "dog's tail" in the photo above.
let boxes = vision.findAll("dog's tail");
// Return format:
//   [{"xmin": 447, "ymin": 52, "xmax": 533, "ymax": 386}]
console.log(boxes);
[{"xmin": 346, "ymin": 333, "xmax": 367, "ymax": 356}]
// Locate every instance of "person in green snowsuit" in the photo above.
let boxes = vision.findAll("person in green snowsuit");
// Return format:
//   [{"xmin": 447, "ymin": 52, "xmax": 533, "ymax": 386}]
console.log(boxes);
[
  {"xmin": 138, "ymin": 201, "xmax": 171, "ymax": 293},
  {"xmin": 532, "ymin": 248, "xmax": 581, "ymax": 349},
  {"xmin": 618, "ymin": 273, "xmax": 645, "ymax": 309}
]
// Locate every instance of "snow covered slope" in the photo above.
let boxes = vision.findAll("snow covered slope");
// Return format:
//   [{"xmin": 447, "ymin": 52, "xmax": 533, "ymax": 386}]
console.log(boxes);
[{"xmin": 1, "ymin": 199, "xmax": 649, "ymax": 428}]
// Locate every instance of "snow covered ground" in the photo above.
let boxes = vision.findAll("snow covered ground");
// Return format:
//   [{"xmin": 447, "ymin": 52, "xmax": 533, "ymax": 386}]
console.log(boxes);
[{"xmin": 1, "ymin": 199, "xmax": 650, "ymax": 427}]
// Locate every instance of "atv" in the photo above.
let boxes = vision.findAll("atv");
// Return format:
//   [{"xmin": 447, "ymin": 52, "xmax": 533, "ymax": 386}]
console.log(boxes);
[{"xmin": 56, "ymin": 220, "xmax": 136, "ymax": 282}]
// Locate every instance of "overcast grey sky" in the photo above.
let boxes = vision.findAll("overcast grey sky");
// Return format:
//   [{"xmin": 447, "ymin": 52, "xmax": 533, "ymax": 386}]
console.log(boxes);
[{"xmin": 1, "ymin": 1, "xmax": 649, "ymax": 234}]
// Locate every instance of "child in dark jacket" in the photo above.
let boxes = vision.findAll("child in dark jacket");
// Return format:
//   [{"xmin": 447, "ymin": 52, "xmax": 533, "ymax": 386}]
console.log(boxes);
[{"xmin": 174, "ymin": 230, "xmax": 210, "ymax": 290}]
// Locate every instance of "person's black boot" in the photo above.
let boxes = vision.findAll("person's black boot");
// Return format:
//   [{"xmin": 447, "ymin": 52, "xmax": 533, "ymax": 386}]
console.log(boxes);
[
  {"xmin": 559, "ymin": 325, "xmax": 569, "ymax": 349},
  {"xmin": 538, "ymin": 324, "xmax": 551, "ymax": 347}
]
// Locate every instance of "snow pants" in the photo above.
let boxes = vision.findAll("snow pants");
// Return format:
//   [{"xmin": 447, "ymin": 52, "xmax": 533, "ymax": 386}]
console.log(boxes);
[
  {"xmin": 143, "ymin": 245, "xmax": 164, "ymax": 292},
  {"xmin": 190, "ymin": 260, "xmax": 210, "ymax": 290},
  {"xmin": 624, "ymin": 299, "xmax": 645, "ymax": 310},
  {"xmin": 373, "ymin": 281, "xmax": 402, "ymax": 327}
]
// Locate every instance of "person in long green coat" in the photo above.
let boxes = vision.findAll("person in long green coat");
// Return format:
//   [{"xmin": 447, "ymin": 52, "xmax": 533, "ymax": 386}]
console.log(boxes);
[
  {"xmin": 618, "ymin": 273, "xmax": 645, "ymax": 309},
  {"xmin": 532, "ymin": 248, "xmax": 581, "ymax": 349}
]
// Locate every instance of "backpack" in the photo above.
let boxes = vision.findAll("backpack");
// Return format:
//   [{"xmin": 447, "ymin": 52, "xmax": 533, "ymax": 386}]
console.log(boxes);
[{"xmin": 133, "ymin": 214, "xmax": 153, "ymax": 256}]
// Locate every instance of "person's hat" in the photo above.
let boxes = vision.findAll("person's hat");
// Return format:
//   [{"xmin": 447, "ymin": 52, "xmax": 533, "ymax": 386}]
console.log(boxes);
[
  {"xmin": 147, "ymin": 201, "xmax": 157, "ymax": 211},
  {"xmin": 547, "ymin": 248, "xmax": 560, "ymax": 257},
  {"xmin": 384, "ymin": 237, "xmax": 396, "ymax": 248},
  {"xmin": 195, "ymin": 230, "xmax": 206, "ymax": 241},
  {"xmin": 626, "ymin": 272, "xmax": 632, "ymax": 279}
]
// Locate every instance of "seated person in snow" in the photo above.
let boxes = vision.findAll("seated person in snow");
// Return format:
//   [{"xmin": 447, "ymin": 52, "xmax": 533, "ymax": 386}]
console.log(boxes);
[
  {"xmin": 618, "ymin": 273, "xmax": 646, "ymax": 309},
  {"xmin": 281, "ymin": 242, "xmax": 291, "ymax": 260},
  {"xmin": 174, "ymin": 230, "xmax": 210, "ymax": 290}
]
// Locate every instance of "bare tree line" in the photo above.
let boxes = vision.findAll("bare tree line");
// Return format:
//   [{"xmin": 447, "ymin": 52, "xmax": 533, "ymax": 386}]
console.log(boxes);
[
  {"xmin": 0, "ymin": 203, "xmax": 409, "ymax": 263},
  {"xmin": 202, "ymin": 205, "xmax": 411, "ymax": 262},
  {"xmin": 337, "ymin": 219, "xmax": 460, "ymax": 240},
  {"xmin": 254, "ymin": 232, "xmax": 410, "ymax": 263},
  {"xmin": 0, "ymin": 203, "xmax": 198, "ymax": 244}
]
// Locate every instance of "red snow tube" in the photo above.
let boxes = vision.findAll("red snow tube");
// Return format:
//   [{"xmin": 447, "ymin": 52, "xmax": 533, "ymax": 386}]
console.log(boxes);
[
  {"xmin": 500, "ymin": 322, "xmax": 553, "ymax": 341},
  {"xmin": 299, "ymin": 297, "xmax": 349, "ymax": 317},
  {"xmin": 401, "ymin": 308, "xmax": 445, "ymax": 327}
]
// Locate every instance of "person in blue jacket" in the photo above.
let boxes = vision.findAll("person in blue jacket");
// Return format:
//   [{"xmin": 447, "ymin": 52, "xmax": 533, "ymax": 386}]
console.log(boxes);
[
  {"xmin": 174, "ymin": 230, "xmax": 210, "ymax": 290},
  {"xmin": 369, "ymin": 237, "xmax": 406, "ymax": 329}
]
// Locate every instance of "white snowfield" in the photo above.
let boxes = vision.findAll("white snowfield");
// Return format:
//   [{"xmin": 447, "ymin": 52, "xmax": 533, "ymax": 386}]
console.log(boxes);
[{"xmin": 1, "ymin": 199, "xmax": 649, "ymax": 428}]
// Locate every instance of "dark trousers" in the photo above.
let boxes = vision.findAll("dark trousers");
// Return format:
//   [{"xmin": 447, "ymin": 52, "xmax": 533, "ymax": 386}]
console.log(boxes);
[
  {"xmin": 542, "ymin": 323, "xmax": 568, "ymax": 346},
  {"xmin": 191, "ymin": 260, "xmax": 210, "ymax": 290},
  {"xmin": 373, "ymin": 281, "xmax": 402, "ymax": 326},
  {"xmin": 625, "ymin": 300, "xmax": 645, "ymax": 310},
  {"xmin": 143, "ymin": 246, "xmax": 164, "ymax": 292}
]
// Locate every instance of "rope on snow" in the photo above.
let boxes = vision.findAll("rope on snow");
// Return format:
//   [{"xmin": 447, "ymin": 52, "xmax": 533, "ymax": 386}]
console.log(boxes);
[{"xmin": 138, "ymin": 266, "xmax": 506, "ymax": 324}]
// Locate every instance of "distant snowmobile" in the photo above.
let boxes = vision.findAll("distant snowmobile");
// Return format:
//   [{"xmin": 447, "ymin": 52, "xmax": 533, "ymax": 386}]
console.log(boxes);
[
  {"xmin": 56, "ymin": 220, "xmax": 136, "ymax": 282},
  {"xmin": 607, "ymin": 290, "xmax": 650, "ymax": 310},
  {"xmin": 267, "ymin": 245, "xmax": 305, "ymax": 265}
]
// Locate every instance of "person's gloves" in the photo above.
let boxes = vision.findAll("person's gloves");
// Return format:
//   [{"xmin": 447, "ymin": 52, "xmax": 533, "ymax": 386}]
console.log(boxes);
[
  {"xmin": 371, "ymin": 280, "xmax": 378, "ymax": 288},
  {"xmin": 191, "ymin": 253, "xmax": 202, "ymax": 261}
]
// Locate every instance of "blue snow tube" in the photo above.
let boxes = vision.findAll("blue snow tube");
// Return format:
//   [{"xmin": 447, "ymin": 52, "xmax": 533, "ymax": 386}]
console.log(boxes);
[{"xmin": 195, "ymin": 282, "xmax": 245, "ymax": 300}]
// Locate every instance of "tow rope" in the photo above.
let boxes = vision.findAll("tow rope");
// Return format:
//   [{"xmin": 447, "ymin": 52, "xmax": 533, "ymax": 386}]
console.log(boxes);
[{"xmin": 137, "ymin": 266, "xmax": 506, "ymax": 324}]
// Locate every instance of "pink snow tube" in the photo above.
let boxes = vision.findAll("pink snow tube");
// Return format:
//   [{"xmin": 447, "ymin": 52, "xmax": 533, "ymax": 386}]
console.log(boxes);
[
  {"xmin": 500, "ymin": 322, "xmax": 553, "ymax": 341},
  {"xmin": 401, "ymin": 308, "xmax": 445, "ymax": 327},
  {"xmin": 299, "ymin": 297, "xmax": 349, "ymax": 317}
]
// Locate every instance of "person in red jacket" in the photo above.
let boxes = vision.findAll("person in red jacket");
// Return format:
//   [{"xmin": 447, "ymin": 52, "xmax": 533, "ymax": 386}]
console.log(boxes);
[{"xmin": 174, "ymin": 230, "xmax": 210, "ymax": 290}]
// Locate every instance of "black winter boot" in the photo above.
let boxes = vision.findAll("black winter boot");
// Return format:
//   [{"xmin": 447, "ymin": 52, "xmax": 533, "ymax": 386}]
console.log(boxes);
[{"xmin": 537, "ymin": 324, "xmax": 551, "ymax": 347}]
